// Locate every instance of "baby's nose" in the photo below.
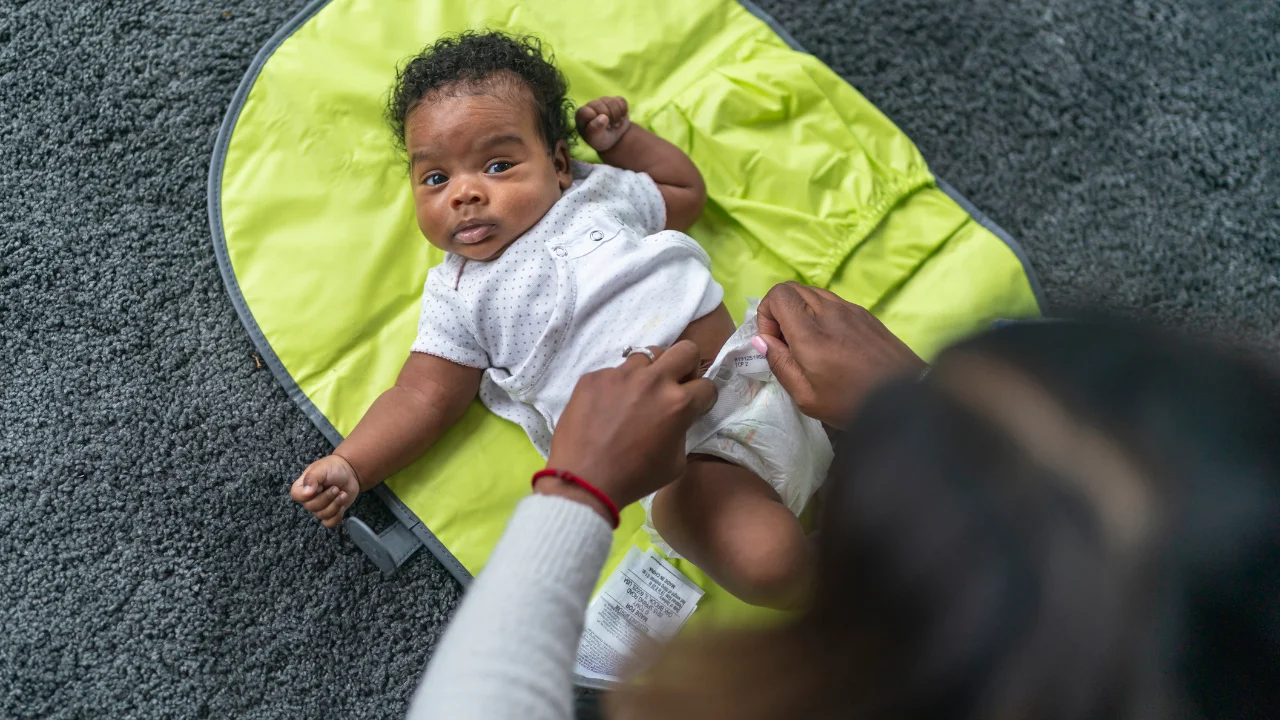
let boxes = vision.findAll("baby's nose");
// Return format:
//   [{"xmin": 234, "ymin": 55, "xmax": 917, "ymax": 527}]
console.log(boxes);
[{"xmin": 450, "ymin": 181, "xmax": 485, "ymax": 207}]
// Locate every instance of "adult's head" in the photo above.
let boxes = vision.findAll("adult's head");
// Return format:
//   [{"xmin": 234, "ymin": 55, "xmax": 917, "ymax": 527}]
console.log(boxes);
[{"xmin": 614, "ymin": 312, "xmax": 1280, "ymax": 719}]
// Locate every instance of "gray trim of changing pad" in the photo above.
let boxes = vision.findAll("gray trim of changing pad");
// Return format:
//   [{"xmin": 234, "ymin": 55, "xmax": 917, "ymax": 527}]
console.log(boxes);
[
  {"xmin": 207, "ymin": 0, "xmax": 1047, "ymax": 587},
  {"xmin": 936, "ymin": 178, "xmax": 1047, "ymax": 306},
  {"xmin": 206, "ymin": 0, "xmax": 472, "ymax": 587},
  {"xmin": 738, "ymin": 0, "xmax": 805, "ymax": 54}
]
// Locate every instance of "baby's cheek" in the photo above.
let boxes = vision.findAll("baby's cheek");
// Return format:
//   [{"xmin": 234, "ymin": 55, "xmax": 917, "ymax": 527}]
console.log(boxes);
[
  {"xmin": 417, "ymin": 224, "xmax": 450, "ymax": 252},
  {"xmin": 414, "ymin": 210, "xmax": 446, "ymax": 246}
]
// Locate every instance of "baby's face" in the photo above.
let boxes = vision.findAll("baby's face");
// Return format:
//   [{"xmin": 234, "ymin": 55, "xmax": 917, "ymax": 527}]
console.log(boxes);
[{"xmin": 405, "ymin": 91, "xmax": 572, "ymax": 261}]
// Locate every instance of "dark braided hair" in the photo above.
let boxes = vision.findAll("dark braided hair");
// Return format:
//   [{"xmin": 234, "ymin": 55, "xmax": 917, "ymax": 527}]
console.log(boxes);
[{"xmin": 386, "ymin": 31, "xmax": 576, "ymax": 155}]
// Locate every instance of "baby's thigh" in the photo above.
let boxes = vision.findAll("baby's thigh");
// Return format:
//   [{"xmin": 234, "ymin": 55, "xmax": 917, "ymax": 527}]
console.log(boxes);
[
  {"xmin": 678, "ymin": 454, "xmax": 783, "ymax": 509},
  {"xmin": 656, "ymin": 456, "xmax": 792, "ymax": 552},
  {"xmin": 655, "ymin": 456, "xmax": 809, "ymax": 598},
  {"xmin": 676, "ymin": 303, "xmax": 735, "ymax": 371}
]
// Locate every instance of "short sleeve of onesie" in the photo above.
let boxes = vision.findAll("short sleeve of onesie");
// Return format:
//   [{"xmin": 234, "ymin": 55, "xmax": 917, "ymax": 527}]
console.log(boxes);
[
  {"xmin": 588, "ymin": 164, "xmax": 667, "ymax": 236},
  {"xmin": 411, "ymin": 262, "xmax": 488, "ymax": 369}
]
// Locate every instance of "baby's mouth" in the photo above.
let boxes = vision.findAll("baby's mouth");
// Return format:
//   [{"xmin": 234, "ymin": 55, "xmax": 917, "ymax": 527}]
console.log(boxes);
[{"xmin": 453, "ymin": 223, "xmax": 496, "ymax": 244}]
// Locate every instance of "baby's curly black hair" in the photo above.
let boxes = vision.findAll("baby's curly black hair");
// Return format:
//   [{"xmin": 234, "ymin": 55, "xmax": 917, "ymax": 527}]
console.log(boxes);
[{"xmin": 386, "ymin": 31, "xmax": 575, "ymax": 155}]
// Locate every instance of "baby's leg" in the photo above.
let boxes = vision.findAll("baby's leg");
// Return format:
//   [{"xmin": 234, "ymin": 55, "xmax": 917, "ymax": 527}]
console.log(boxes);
[
  {"xmin": 651, "ymin": 456, "xmax": 813, "ymax": 609},
  {"xmin": 677, "ymin": 303, "xmax": 735, "ymax": 371}
]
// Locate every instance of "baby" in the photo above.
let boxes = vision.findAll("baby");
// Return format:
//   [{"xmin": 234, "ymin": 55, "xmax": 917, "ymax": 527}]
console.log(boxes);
[{"xmin": 290, "ymin": 31, "xmax": 829, "ymax": 608}]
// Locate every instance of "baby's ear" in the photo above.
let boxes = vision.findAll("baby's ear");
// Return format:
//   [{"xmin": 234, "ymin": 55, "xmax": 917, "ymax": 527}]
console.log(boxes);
[{"xmin": 552, "ymin": 140, "xmax": 573, "ymax": 190}]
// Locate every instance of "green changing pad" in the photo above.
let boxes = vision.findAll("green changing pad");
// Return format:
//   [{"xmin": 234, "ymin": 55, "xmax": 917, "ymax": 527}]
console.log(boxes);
[{"xmin": 209, "ymin": 0, "xmax": 1042, "ymax": 633}]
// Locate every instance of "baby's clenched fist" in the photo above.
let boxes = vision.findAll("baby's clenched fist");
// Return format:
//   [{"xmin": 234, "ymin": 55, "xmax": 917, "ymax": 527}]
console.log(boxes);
[
  {"xmin": 290, "ymin": 454, "xmax": 361, "ymax": 529},
  {"xmin": 575, "ymin": 96, "xmax": 631, "ymax": 153}
]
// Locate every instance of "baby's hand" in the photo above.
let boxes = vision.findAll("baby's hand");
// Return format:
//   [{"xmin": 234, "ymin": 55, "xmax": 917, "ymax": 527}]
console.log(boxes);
[
  {"xmin": 576, "ymin": 96, "xmax": 632, "ymax": 153},
  {"xmin": 290, "ymin": 455, "xmax": 361, "ymax": 529}
]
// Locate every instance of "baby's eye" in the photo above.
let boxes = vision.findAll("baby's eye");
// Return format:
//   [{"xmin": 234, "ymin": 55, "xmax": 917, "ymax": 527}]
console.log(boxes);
[
  {"xmin": 423, "ymin": 172, "xmax": 447, "ymax": 187},
  {"xmin": 485, "ymin": 161, "xmax": 514, "ymax": 175}
]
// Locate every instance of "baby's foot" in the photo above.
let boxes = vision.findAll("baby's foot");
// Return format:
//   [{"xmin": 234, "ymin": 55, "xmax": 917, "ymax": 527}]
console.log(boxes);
[{"xmin": 290, "ymin": 454, "xmax": 361, "ymax": 528}]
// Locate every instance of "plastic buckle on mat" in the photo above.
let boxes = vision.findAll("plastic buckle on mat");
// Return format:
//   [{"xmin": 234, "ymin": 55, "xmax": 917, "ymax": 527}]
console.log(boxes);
[{"xmin": 344, "ymin": 517, "xmax": 421, "ymax": 577}]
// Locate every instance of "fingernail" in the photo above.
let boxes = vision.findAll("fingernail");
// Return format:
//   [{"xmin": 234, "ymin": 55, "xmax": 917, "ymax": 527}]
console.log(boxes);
[{"xmin": 751, "ymin": 335, "xmax": 768, "ymax": 356}]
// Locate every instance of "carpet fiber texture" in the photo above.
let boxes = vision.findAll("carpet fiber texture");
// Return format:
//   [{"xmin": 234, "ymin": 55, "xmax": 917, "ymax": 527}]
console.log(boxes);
[{"xmin": 1, "ymin": 0, "xmax": 1276, "ymax": 717}]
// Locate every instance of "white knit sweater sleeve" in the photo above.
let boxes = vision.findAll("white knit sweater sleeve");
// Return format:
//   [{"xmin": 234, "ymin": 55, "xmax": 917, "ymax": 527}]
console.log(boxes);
[{"xmin": 405, "ymin": 494, "xmax": 614, "ymax": 720}]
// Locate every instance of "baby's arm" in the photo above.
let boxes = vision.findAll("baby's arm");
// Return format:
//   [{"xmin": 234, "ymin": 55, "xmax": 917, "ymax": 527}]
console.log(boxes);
[
  {"xmin": 290, "ymin": 353, "xmax": 481, "ymax": 528},
  {"xmin": 576, "ymin": 96, "xmax": 707, "ymax": 232}
]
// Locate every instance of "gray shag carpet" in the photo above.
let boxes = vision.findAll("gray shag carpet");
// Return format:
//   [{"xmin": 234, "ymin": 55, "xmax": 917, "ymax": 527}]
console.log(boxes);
[{"xmin": 1, "ymin": 0, "xmax": 1276, "ymax": 717}]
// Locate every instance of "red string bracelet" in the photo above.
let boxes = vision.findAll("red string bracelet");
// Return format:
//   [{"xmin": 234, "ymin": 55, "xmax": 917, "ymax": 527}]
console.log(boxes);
[{"xmin": 531, "ymin": 468, "xmax": 621, "ymax": 529}]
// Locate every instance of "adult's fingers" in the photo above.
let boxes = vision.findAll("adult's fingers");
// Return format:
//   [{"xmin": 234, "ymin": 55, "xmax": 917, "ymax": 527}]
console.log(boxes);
[
  {"xmin": 758, "ymin": 333, "xmax": 809, "ymax": 401},
  {"xmin": 651, "ymin": 340, "xmax": 703, "ymax": 382},
  {"xmin": 680, "ymin": 377, "xmax": 719, "ymax": 417},
  {"xmin": 757, "ymin": 283, "xmax": 818, "ymax": 342},
  {"xmin": 620, "ymin": 344, "xmax": 664, "ymax": 371},
  {"xmin": 810, "ymin": 286, "xmax": 847, "ymax": 304},
  {"xmin": 784, "ymin": 281, "xmax": 826, "ymax": 310}
]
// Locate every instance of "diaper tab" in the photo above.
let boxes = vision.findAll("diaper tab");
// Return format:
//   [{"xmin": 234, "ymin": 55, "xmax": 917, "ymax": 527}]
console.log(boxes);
[
  {"xmin": 705, "ymin": 299, "xmax": 773, "ymax": 384},
  {"xmin": 689, "ymin": 299, "xmax": 772, "ymax": 451},
  {"xmin": 713, "ymin": 348, "xmax": 770, "ymax": 383}
]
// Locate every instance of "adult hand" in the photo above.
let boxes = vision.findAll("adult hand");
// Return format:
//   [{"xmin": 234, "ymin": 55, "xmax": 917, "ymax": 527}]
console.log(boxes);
[
  {"xmin": 542, "ymin": 341, "xmax": 717, "ymax": 520},
  {"xmin": 754, "ymin": 282, "xmax": 926, "ymax": 429}
]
